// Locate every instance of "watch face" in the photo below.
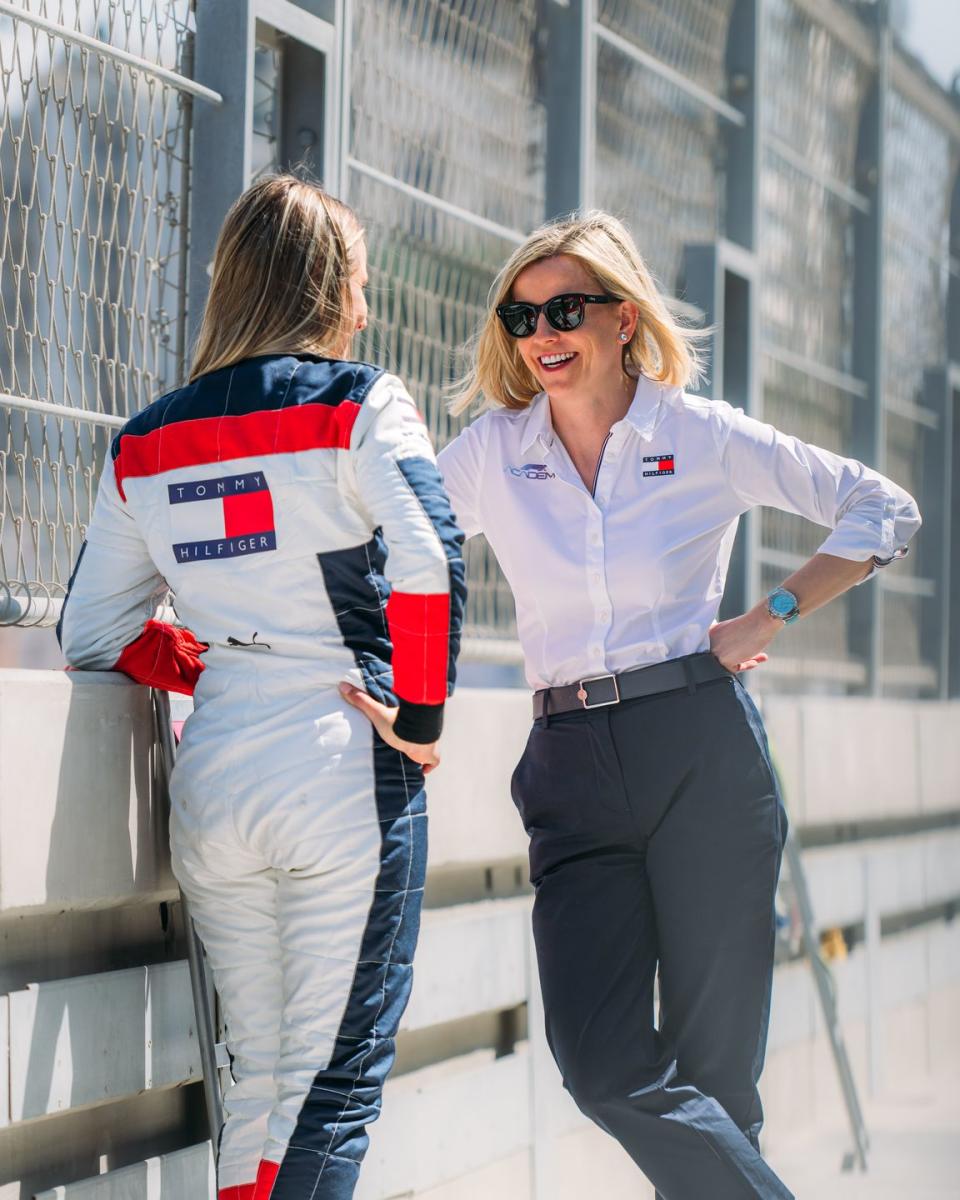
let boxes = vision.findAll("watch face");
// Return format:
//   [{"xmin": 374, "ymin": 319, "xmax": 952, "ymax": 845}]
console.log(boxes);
[
  {"xmin": 769, "ymin": 589, "xmax": 798, "ymax": 618},
  {"xmin": 770, "ymin": 592, "xmax": 794, "ymax": 616}
]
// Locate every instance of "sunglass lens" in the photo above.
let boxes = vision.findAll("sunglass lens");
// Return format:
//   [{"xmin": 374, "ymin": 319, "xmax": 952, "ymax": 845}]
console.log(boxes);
[
  {"xmin": 499, "ymin": 304, "xmax": 537, "ymax": 338},
  {"xmin": 546, "ymin": 294, "xmax": 585, "ymax": 331}
]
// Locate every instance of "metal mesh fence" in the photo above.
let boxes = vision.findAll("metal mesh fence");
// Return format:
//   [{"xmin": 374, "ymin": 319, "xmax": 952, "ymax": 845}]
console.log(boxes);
[
  {"xmin": 0, "ymin": 0, "xmax": 957, "ymax": 693},
  {"xmin": 251, "ymin": 30, "xmax": 283, "ymax": 180},
  {"xmin": 349, "ymin": 0, "xmax": 545, "ymax": 646},
  {"xmin": 883, "ymin": 87, "xmax": 954, "ymax": 419},
  {"xmin": 350, "ymin": 0, "xmax": 544, "ymax": 236},
  {"xmin": 878, "ymin": 88, "xmax": 956, "ymax": 682},
  {"xmin": 594, "ymin": 0, "xmax": 732, "ymax": 290},
  {"xmin": 756, "ymin": 0, "xmax": 873, "ymax": 679},
  {"xmin": 0, "ymin": 0, "xmax": 193, "ymax": 622}
]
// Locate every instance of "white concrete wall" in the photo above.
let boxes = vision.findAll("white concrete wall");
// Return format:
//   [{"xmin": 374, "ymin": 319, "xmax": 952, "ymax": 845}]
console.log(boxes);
[{"xmin": 1, "ymin": 671, "xmax": 958, "ymax": 1199}]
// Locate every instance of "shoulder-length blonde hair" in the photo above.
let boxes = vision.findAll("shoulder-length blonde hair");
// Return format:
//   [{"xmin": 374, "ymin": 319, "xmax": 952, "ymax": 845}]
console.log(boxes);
[
  {"xmin": 449, "ymin": 211, "xmax": 705, "ymax": 414},
  {"xmin": 190, "ymin": 174, "xmax": 364, "ymax": 381}
]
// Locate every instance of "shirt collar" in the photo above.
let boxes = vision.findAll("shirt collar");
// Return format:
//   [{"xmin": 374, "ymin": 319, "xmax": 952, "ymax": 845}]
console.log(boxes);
[
  {"xmin": 518, "ymin": 375, "xmax": 665, "ymax": 454},
  {"xmin": 519, "ymin": 392, "xmax": 554, "ymax": 455},
  {"xmin": 622, "ymin": 374, "xmax": 665, "ymax": 441}
]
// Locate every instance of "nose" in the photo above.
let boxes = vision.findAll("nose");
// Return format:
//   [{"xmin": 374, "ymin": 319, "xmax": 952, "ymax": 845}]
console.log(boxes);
[{"xmin": 531, "ymin": 309, "xmax": 557, "ymax": 339}]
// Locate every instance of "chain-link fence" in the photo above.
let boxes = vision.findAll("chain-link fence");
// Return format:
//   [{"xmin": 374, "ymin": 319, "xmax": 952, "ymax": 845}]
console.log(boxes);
[
  {"xmin": 347, "ymin": 0, "xmax": 545, "ymax": 649},
  {"xmin": 755, "ymin": 0, "xmax": 874, "ymax": 684},
  {"xmin": 2, "ymin": 0, "xmax": 958, "ymax": 695},
  {"xmin": 0, "ymin": 0, "xmax": 197, "ymax": 624}
]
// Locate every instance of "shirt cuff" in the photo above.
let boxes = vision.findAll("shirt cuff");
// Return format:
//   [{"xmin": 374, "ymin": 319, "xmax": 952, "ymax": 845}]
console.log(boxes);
[
  {"xmin": 393, "ymin": 698, "xmax": 444, "ymax": 744},
  {"xmin": 872, "ymin": 546, "xmax": 910, "ymax": 567},
  {"xmin": 855, "ymin": 544, "xmax": 910, "ymax": 585}
]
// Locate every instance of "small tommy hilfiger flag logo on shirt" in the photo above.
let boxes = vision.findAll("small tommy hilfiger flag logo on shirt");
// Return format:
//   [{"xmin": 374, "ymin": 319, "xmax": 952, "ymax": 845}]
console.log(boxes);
[
  {"xmin": 168, "ymin": 471, "xmax": 276, "ymax": 562},
  {"xmin": 643, "ymin": 454, "xmax": 675, "ymax": 477}
]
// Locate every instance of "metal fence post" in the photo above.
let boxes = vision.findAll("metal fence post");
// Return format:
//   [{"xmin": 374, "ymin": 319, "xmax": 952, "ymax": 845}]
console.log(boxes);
[
  {"xmin": 850, "ymin": 1, "xmax": 892, "ymax": 697},
  {"xmin": 725, "ymin": 0, "xmax": 762, "ymax": 256},
  {"xmin": 947, "ymin": 173, "xmax": 960, "ymax": 698},
  {"xmin": 543, "ymin": 0, "xmax": 590, "ymax": 220},
  {"xmin": 863, "ymin": 853, "xmax": 884, "ymax": 1097},
  {"xmin": 688, "ymin": 0, "xmax": 762, "ymax": 620},
  {"xmin": 188, "ymin": 0, "xmax": 256, "ymax": 359}
]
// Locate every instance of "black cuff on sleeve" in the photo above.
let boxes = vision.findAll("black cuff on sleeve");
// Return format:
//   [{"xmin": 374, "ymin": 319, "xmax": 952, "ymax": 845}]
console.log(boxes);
[{"xmin": 393, "ymin": 699, "xmax": 444, "ymax": 744}]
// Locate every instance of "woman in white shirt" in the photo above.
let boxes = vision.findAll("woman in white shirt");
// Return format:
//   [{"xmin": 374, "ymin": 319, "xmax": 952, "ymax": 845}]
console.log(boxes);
[{"xmin": 433, "ymin": 212, "xmax": 920, "ymax": 1200}]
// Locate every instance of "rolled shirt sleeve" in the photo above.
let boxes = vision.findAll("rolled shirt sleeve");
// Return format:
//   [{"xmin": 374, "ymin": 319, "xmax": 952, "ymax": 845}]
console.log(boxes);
[{"xmin": 717, "ymin": 406, "xmax": 921, "ymax": 575}]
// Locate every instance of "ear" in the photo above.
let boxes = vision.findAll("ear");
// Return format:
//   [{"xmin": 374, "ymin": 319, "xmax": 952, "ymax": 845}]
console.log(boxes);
[{"xmin": 618, "ymin": 299, "xmax": 640, "ymax": 341}]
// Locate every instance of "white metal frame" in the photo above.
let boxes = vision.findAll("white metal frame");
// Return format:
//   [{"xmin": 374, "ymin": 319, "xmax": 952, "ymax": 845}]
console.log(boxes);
[
  {"xmin": 346, "ymin": 158, "xmax": 527, "ymax": 245},
  {"xmin": 250, "ymin": 0, "xmax": 339, "ymax": 189},
  {"xmin": 0, "ymin": 392, "xmax": 126, "ymax": 429}
]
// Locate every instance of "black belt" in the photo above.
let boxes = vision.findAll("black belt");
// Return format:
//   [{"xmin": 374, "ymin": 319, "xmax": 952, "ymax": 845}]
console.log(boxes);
[{"xmin": 532, "ymin": 653, "xmax": 731, "ymax": 720}]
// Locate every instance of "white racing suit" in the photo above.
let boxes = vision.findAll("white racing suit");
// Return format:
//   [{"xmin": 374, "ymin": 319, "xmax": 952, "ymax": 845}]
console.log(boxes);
[{"xmin": 58, "ymin": 354, "xmax": 466, "ymax": 1199}]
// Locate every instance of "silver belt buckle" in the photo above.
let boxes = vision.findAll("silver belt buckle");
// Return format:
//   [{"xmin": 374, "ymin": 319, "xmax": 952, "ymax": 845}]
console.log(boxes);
[{"xmin": 576, "ymin": 672, "xmax": 620, "ymax": 709}]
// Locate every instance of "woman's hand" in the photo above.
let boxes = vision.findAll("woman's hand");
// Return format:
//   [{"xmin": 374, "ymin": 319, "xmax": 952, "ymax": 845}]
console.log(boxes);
[
  {"xmin": 338, "ymin": 682, "xmax": 441, "ymax": 774},
  {"xmin": 709, "ymin": 604, "xmax": 779, "ymax": 673}
]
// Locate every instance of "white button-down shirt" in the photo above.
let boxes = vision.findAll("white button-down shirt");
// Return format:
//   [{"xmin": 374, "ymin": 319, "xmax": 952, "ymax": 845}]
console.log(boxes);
[{"xmin": 438, "ymin": 375, "xmax": 921, "ymax": 691}]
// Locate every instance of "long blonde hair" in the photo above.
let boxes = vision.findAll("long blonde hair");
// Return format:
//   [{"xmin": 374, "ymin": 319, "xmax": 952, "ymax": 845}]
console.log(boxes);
[
  {"xmin": 190, "ymin": 174, "xmax": 364, "ymax": 381},
  {"xmin": 449, "ymin": 211, "xmax": 706, "ymax": 414}
]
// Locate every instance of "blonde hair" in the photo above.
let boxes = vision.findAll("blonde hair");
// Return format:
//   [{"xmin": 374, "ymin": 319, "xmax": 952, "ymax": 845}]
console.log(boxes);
[
  {"xmin": 449, "ymin": 211, "xmax": 706, "ymax": 414},
  {"xmin": 190, "ymin": 174, "xmax": 364, "ymax": 381}
]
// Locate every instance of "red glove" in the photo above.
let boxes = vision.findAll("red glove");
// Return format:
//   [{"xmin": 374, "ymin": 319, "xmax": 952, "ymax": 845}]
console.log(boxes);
[{"xmin": 113, "ymin": 620, "xmax": 208, "ymax": 696}]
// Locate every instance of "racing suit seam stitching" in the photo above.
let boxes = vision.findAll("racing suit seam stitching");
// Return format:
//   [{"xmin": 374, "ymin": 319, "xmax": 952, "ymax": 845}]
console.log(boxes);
[
  {"xmin": 394, "ymin": 462, "xmax": 465, "ymax": 571},
  {"xmin": 275, "ymin": 360, "xmax": 304, "ymax": 426},
  {"xmin": 308, "ymin": 693, "xmax": 416, "ymax": 1198},
  {"xmin": 213, "ymin": 366, "xmax": 237, "ymax": 463}
]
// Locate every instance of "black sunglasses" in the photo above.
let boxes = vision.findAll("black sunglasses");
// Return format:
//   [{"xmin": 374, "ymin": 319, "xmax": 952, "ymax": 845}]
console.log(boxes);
[{"xmin": 496, "ymin": 292, "xmax": 614, "ymax": 338}]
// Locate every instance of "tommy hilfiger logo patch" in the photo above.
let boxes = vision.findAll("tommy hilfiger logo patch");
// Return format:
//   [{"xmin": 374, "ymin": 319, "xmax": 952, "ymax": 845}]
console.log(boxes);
[
  {"xmin": 507, "ymin": 463, "xmax": 556, "ymax": 480},
  {"xmin": 168, "ymin": 471, "xmax": 276, "ymax": 562},
  {"xmin": 643, "ymin": 454, "xmax": 675, "ymax": 477}
]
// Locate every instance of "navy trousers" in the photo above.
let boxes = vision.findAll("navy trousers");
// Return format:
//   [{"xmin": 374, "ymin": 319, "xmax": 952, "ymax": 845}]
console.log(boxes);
[{"xmin": 511, "ymin": 657, "xmax": 794, "ymax": 1200}]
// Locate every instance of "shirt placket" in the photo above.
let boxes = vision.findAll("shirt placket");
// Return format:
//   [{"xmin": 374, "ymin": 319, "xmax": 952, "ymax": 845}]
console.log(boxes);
[{"xmin": 584, "ymin": 427, "xmax": 621, "ymax": 675}]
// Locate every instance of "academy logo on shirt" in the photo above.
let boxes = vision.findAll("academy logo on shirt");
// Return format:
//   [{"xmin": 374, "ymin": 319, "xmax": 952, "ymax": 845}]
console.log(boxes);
[
  {"xmin": 643, "ymin": 453, "xmax": 675, "ymax": 477},
  {"xmin": 507, "ymin": 463, "xmax": 556, "ymax": 480},
  {"xmin": 168, "ymin": 471, "xmax": 276, "ymax": 562}
]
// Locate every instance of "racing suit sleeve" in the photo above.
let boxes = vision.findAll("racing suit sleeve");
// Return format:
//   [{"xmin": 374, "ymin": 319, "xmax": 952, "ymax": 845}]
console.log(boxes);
[
  {"xmin": 57, "ymin": 450, "xmax": 206, "ymax": 694},
  {"xmin": 350, "ymin": 377, "xmax": 466, "ymax": 744}
]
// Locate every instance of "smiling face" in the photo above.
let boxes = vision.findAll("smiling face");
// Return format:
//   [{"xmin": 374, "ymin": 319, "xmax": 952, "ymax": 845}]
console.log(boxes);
[{"xmin": 508, "ymin": 254, "xmax": 637, "ymax": 400}]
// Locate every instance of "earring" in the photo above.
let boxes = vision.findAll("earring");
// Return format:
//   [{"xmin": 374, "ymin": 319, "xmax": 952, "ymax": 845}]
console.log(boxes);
[{"xmin": 618, "ymin": 332, "xmax": 629, "ymax": 342}]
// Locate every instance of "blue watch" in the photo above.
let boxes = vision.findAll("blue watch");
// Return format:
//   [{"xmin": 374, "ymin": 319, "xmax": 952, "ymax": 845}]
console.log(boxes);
[{"xmin": 766, "ymin": 586, "xmax": 800, "ymax": 624}]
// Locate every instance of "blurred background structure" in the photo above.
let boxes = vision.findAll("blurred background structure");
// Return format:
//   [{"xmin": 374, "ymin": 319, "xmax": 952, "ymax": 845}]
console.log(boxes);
[
  {"xmin": 0, "ymin": 2, "xmax": 958, "ymax": 1198},
  {"xmin": 2, "ymin": 0, "xmax": 959, "ymax": 697}
]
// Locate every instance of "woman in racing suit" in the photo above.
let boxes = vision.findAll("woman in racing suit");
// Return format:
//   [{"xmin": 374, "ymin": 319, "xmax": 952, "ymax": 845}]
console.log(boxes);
[{"xmin": 58, "ymin": 175, "xmax": 466, "ymax": 1200}]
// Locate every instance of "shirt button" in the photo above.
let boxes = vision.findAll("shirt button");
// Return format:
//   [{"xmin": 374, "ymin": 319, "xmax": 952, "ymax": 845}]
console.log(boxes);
[
  {"xmin": 600, "ymin": 610, "xmax": 610, "ymax": 621},
  {"xmin": 591, "ymin": 645, "xmax": 602, "ymax": 656},
  {"xmin": 591, "ymin": 533, "xmax": 601, "ymax": 544}
]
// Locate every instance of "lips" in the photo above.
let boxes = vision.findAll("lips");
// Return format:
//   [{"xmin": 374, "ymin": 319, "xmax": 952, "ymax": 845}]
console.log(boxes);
[{"xmin": 538, "ymin": 352, "xmax": 577, "ymax": 372}]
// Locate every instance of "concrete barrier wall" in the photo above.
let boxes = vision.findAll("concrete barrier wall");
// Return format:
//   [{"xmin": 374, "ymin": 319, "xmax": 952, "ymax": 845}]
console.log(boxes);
[{"xmin": 1, "ymin": 671, "xmax": 958, "ymax": 1199}]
